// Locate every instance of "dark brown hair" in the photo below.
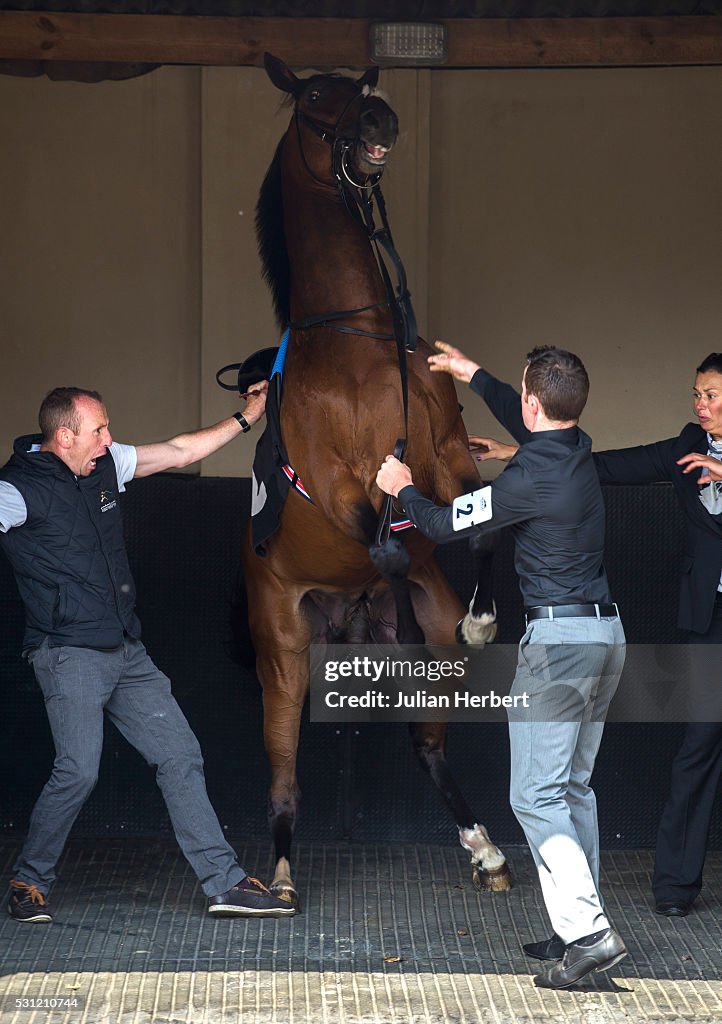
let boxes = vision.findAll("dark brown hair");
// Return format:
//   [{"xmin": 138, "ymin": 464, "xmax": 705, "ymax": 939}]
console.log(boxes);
[
  {"xmin": 524, "ymin": 346, "xmax": 589, "ymax": 423},
  {"xmin": 38, "ymin": 387, "xmax": 103, "ymax": 442},
  {"xmin": 696, "ymin": 353, "xmax": 722, "ymax": 375}
]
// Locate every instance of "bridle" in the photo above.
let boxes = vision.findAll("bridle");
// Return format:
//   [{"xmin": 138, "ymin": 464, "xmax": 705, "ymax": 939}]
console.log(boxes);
[
  {"xmin": 290, "ymin": 87, "xmax": 419, "ymax": 547},
  {"xmin": 289, "ymin": 91, "xmax": 416, "ymax": 351},
  {"xmin": 294, "ymin": 89, "xmax": 381, "ymax": 193}
]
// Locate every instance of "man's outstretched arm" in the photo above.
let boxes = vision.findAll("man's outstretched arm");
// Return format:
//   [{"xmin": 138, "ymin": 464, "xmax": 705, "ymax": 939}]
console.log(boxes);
[{"xmin": 133, "ymin": 381, "xmax": 268, "ymax": 478}]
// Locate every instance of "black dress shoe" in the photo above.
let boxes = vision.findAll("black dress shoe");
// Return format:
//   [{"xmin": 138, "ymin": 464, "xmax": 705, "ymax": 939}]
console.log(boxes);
[
  {"xmin": 534, "ymin": 928, "xmax": 627, "ymax": 989},
  {"xmin": 655, "ymin": 900, "xmax": 690, "ymax": 918},
  {"xmin": 523, "ymin": 933, "xmax": 566, "ymax": 961}
]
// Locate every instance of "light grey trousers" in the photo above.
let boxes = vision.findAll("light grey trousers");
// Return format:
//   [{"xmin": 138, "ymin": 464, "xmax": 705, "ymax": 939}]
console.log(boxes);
[
  {"xmin": 508, "ymin": 614, "xmax": 626, "ymax": 944},
  {"xmin": 14, "ymin": 637, "xmax": 245, "ymax": 898}
]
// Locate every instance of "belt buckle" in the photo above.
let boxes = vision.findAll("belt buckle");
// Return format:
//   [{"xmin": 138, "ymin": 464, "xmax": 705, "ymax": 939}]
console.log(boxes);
[{"xmin": 525, "ymin": 606, "xmax": 553, "ymax": 627}]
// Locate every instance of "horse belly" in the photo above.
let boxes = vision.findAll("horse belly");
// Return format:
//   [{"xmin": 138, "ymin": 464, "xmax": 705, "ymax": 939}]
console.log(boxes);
[{"xmin": 263, "ymin": 495, "xmax": 378, "ymax": 590}]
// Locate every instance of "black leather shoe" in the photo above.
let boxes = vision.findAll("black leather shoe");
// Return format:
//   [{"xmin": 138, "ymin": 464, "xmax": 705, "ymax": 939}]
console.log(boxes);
[
  {"xmin": 523, "ymin": 933, "xmax": 566, "ymax": 961},
  {"xmin": 655, "ymin": 900, "xmax": 690, "ymax": 918},
  {"xmin": 534, "ymin": 928, "xmax": 627, "ymax": 989}
]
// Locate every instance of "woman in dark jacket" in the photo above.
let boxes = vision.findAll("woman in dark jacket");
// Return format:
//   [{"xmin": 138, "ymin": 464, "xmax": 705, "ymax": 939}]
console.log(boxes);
[{"xmin": 594, "ymin": 353, "xmax": 722, "ymax": 917}]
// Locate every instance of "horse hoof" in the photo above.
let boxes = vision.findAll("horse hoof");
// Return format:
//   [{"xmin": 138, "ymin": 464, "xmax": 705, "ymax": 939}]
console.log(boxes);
[
  {"xmin": 271, "ymin": 886, "xmax": 301, "ymax": 912},
  {"xmin": 455, "ymin": 613, "xmax": 497, "ymax": 646},
  {"xmin": 472, "ymin": 862, "xmax": 513, "ymax": 893}
]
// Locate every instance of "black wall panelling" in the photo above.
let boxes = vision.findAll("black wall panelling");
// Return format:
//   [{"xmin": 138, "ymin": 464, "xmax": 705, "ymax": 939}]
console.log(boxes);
[{"xmin": 1, "ymin": 476, "xmax": 711, "ymax": 849}]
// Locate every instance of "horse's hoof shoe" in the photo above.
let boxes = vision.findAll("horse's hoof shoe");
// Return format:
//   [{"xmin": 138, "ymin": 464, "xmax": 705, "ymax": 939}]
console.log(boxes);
[{"xmin": 472, "ymin": 862, "xmax": 513, "ymax": 893}]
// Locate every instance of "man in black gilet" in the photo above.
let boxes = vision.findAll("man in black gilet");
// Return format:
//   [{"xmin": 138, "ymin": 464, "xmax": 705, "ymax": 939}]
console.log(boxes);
[{"xmin": 0, "ymin": 383, "xmax": 295, "ymax": 923}]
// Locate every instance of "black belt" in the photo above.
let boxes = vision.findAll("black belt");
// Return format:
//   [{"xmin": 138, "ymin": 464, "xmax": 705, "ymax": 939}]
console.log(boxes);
[{"xmin": 525, "ymin": 603, "xmax": 618, "ymax": 622}]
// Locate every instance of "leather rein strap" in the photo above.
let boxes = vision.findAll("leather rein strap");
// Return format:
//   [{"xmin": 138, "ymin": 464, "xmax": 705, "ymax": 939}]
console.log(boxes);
[
  {"xmin": 291, "ymin": 101, "xmax": 418, "ymax": 548},
  {"xmin": 289, "ymin": 103, "xmax": 418, "ymax": 358}
]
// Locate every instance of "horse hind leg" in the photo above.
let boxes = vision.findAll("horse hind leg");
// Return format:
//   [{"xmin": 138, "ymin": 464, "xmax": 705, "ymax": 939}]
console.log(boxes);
[
  {"xmin": 260, "ymin": 590, "xmax": 372, "ymax": 910},
  {"xmin": 246, "ymin": 569, "xmax": 316, "ymax": 912},
  {"xmin": 260, "ymin": 665, "xmax": 304, "ymax": 911},
  {"xmin": 409, "ymin": 721, "xmax": 512, "ymax": 892}
]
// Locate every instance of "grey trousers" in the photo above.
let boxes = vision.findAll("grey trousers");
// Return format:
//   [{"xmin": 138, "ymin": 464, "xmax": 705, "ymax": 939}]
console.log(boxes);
[
  {"xmin": 14, "ymin": 637, "xmax": 245, "ymax": 898},
  {"xmin": 508, "ymin": 614, "xmax": 626, "ymax": 944}
]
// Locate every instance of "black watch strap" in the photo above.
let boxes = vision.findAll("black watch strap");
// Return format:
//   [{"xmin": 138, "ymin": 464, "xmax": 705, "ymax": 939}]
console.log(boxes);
[{"xmin": 234, "ymin": 412, "xmax": 251, "ymax": 433}]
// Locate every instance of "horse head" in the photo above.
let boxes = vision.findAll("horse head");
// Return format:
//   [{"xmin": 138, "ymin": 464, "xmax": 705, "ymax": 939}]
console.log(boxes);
[{"xmin": 263, "ymin": 52, "xmax": 399, "ymax": 187}]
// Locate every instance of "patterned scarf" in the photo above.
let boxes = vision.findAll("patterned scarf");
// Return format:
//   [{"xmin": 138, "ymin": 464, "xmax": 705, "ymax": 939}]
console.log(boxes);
[{"xmin": 698, "ymin": 433, "xmax": 722, "ymax": 517}]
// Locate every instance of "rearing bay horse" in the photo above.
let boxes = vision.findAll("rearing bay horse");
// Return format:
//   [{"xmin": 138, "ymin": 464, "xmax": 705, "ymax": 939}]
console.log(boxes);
[{"xmin": 243, "ymin": 53, "xmax": 511, "ymax": 909}]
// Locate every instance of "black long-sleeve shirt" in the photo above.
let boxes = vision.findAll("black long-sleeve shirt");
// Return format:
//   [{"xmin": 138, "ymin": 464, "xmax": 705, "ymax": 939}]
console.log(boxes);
[{"xmin": 398, "ymin": 368, "xmax": 613, "ymax": 608}]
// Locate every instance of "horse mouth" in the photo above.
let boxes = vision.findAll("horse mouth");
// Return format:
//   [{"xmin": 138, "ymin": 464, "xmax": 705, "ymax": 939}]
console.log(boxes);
[{"xmin": 362, "ymin": 141, "xmax": 392, "ymax": 166}]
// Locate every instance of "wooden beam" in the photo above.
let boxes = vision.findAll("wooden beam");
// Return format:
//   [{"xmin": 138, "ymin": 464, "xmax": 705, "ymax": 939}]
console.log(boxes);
[
  {"xmin": 448, "ymin": 16, "xmax": 722, "ymax": 67},
  {"xmin": 0, "ymin": 12, "xmax": 721, "ymax": 69}
]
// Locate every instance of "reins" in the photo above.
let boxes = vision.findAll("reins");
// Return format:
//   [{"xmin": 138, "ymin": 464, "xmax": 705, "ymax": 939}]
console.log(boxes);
[
  {"xmin": 289, "ymin": 101, "xmax": 418, "ymax": 357},
  {"xmin": 290, "ymin": 91, "xmax": 419, "ymax": 547}
]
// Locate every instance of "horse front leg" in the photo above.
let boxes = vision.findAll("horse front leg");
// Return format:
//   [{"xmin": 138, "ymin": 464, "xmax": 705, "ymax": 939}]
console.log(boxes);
[
  {"xmin": 409, "ymin": 720, "xmax": 512, "ymax": 892},
  {"xmin": 457, "ymin": 529, "xmax": 499, "ymax": 646},
  {"xmin": 408, "ymin": 560, "xmax": 512, "ymax": 891},
  {"xmin": 429, "ymin": 448, "xmax": 499, "ymax": 646}
]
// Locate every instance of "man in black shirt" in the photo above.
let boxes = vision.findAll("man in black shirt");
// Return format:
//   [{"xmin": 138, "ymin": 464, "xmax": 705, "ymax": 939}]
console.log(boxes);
[
  {"xmin": 475, "ymin": 354, "xmax": 722, "ymax": 921},
  {"xmin": 376, "ymin": 342, "xmax": 627, "ymax": 989}
]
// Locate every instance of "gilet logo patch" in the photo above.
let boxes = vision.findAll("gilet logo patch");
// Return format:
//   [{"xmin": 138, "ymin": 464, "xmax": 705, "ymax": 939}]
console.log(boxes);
[{"xmin": 99, "ymin": 489, "xmax": 117, "ymax": 513}]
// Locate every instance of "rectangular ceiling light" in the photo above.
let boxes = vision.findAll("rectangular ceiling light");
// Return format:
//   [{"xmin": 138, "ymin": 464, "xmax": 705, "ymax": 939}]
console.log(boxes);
[{"xmin": 369, "ymin": 22, "xmax": 448, "ymax": 66}]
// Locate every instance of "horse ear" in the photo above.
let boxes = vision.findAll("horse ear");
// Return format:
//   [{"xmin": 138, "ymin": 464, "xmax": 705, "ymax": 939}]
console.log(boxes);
[
  {"xmin": 357, "ymin": 66, "xmax": 380, "ymax": 90},
  {"xmin": 264, "ymin": 52, "xmax": 302, "ymax": 97}
]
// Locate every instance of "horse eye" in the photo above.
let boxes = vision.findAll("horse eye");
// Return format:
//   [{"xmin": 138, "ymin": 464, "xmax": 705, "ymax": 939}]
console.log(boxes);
[{"xmin": 308, "ymin": 89, "xmax": 321, "ymax": 102}]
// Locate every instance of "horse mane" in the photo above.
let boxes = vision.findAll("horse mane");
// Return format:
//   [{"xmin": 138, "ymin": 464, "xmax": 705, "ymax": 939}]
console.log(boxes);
[{"xmin": 255, "ymin": 138, "xmax": 290, "ymax": 329}]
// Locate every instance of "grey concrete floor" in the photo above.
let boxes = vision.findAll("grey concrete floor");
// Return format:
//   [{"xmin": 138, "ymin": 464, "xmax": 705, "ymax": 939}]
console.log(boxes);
[{"xmin": 1, "ymin": 839, "xmax": 721, "ymax": 1024}]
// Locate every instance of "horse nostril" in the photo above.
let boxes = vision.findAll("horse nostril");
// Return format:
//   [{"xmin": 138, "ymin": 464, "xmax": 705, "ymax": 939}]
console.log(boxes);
[
  {"xmin": 360, "ymin": 106, "xmax": 398, "ymax": 148},
  {"xmin": 361, "ymin": 110, "xmax": 380, "ymax": 131}
]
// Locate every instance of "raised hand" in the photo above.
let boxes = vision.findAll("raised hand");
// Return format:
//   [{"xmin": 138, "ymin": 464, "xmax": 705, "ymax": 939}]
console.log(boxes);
[
  {"xmin": 468, "ymin": 435, "xmax": 518, "ymax": 463},
  {"xmin": 427, "ymin": 340, "xmax": 480, "ymax": 384},
  {"xmin": 677, "ymin": 451, "xmax": 722, "ymax": 485}
]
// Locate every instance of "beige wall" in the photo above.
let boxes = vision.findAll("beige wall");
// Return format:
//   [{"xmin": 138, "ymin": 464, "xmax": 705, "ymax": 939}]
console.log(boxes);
[
  {"xmin": 0, "ymin": 68, "xmax": 202, "ymax": 456},
  {"xmin": 1, "ymin": 65, "xmax": 720, "ymax": 477},
  {"xmin": 428, "ymin": 67, "xmax": 722, "ymax": 454}
]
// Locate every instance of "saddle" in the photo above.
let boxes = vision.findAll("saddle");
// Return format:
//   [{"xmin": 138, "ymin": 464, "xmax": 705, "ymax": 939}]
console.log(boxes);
[{"xmin": 216, "ymin": 346, "xmax": 279, "ymax": 396}]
